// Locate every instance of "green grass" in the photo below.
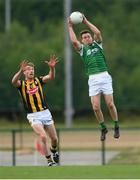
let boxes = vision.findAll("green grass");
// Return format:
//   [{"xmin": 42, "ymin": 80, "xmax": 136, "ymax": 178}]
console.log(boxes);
[
  {"xmin": 109, "ymin": 148, "xmax": 140, "ymax": 164},
  {"xmin": 0, "ymin": 165, "xmax": 140, "ymax": 179}
]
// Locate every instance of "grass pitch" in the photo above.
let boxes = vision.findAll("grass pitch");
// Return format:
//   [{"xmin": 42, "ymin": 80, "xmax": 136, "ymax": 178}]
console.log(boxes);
[{"xmin": 0, "ymin": 165, "xmax": 139, "ymax": 179}]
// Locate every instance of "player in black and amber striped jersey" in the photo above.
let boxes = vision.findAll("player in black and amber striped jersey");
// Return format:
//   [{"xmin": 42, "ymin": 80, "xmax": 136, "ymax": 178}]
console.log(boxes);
[
  {"xmin": 12, "ymin": 55, "xmax": 59, "ymax": 166},
  {"xmin": 18, "ymin": 76, "xmax": 48, "ymax": 113}
]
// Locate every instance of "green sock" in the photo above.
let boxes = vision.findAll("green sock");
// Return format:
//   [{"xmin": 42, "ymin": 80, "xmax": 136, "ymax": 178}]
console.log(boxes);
[
  {"xmin": 100, "ymin": 122, "xmax": 106, "ymax": 129},
  {"xmin": 113, "ymin": 120, "xmax": 119, "ymax": 127}
]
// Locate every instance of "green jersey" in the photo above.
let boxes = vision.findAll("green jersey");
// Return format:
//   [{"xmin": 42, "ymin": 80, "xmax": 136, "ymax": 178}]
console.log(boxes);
[{"xmin": 79, "ymin": 41, "xmax": 108, "ymax": 75}]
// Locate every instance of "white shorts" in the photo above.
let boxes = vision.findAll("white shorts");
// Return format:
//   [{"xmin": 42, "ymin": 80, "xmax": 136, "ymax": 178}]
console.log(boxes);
[
  {"xmin": 88, "ymin": 71, "xmax": 113, "ymax": 96},
  {"xmin": 27, "ymin": 109, "xmax": 54, "ymax": 126}
]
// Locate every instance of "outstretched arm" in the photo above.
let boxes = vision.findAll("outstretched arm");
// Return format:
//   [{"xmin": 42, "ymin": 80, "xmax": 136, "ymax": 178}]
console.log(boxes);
[
  {"xmin": 11, "ymin": 60, "xmax": 28, "ymax": 87},
  {"xmin": 67, "ymin": 18, "xmax": 82, "ymax": 50},
  {"xmin": 83, "ymin": 15, "xmax": 102, "ymax": 43},
  {"xmin": 42, "ymin": 55, "xmax": 59, "ymax": 83}
]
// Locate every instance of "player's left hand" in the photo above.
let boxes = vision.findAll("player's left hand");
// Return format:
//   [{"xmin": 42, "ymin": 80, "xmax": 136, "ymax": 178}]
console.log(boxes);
[{"xmin": 44, "ymin": 55, "xmax": 59, "ymax": 68}]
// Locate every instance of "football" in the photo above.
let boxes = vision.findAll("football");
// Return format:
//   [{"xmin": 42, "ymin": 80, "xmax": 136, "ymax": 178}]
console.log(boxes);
[{"xmin": 70, "ymin": 11, "xmax": 83, "ymax": 24}]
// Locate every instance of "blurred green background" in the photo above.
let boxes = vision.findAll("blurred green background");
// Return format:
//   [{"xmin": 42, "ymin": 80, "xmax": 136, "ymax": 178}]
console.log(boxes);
[{"xmin": 0, "ymin": 0, "xmax": 140, "ymax": 127}]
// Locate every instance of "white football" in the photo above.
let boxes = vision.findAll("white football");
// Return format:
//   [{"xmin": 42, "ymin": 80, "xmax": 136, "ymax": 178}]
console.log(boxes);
[{"xmin": 70, "ymin": 11, "xmax": 83, "ymax": 24}]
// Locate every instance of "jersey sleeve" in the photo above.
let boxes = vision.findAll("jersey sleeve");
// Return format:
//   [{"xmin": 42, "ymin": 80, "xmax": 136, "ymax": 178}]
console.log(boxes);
[
  {"xmin": 37, "ymin": 76, "xmax": 45, "ymax": 85},
  {"xmin": 94, "ymin": 40, "xmax": 103, "ymax": 49},
  {"xmin": 78, "ymin": 44, "xmax": 84, "ymax": 56},
  {"xmin": 17, "ymin": 80, "xmax": 22, "ymax": 90}
]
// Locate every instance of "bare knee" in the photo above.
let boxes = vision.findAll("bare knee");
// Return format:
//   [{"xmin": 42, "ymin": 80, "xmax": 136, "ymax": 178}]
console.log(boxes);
[
  {"xmin": 40, "ymin": 134, "xmax": 47, "ymax": 143},
  {"xmin": 92, "ymin": 104, "xmax": 101, "ymax": 113},
  {"xmin": 107, "ymin": 101, "xmax": 115, "ymax": 110}
]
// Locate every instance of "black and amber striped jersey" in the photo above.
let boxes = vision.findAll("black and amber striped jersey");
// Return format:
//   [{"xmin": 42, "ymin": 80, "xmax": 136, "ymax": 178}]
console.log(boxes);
[{"xmin": 17, "ymin": 77, "xmax": 48, "ymax": 113}]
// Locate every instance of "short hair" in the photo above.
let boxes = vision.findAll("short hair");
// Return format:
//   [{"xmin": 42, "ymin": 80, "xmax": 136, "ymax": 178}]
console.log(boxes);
[
  {"xmin": 27, "ymin": 62, "xmax": 35, "ymax": 67},
  {"xmin": 80, "ymin": 29, "xmax": 91, "ymax": 38}
]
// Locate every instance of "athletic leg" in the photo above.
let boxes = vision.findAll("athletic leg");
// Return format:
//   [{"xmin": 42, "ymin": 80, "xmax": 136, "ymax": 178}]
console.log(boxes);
[
  {"xmin": 45, "ymin": 123, "xmax": 59, "ymax": 163},
  {"xmin": 91, "ymin": 94, "xmax": 104, "ymax": 123},
  {"xmin": 32, "ymin": 124, "xmax": 55, "ymax": 165},
  {"xmin": 104, "ymin": 94, "xmax": 120, "ymax": 138},
  {"xmin": 91, "ymin": 94, "xmax": 108, "ymax": 141}
]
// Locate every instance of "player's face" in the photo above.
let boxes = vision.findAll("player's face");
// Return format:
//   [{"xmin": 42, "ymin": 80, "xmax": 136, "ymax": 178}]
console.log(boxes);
[
  {"xmin": 81, "ymin": 33, "xmax": 93, "ymax": 45},
  {"xmin": 24, "ymin": 66, "xmax": 35, "ymax": 80}
]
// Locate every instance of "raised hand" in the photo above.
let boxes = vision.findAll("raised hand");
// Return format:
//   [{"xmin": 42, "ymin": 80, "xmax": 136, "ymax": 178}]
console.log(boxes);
[
  {"xmin": 20, "ymin": 60, "xmax": 29, "ymax": 72},
  {"xmin": 67, "ymin": 17, "xmax": 73, "ymax": 27},
  {"xmin": 82, "ymin": 14, "xmax": 88, "ymax": 24},
  {"xmin": 44, "ymin": 55, "xmax": 59, "ymax": 68}
]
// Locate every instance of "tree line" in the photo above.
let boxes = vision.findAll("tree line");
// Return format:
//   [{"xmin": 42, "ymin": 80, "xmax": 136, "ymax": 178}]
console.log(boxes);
[{"xmin": 0, "ymin": 0, "xmax": 140, "ymax": 114}]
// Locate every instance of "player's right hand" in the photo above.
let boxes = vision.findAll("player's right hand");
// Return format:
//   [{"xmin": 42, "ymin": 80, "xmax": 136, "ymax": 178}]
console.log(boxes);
[
  {"xmin": 67, "ymin": 17, "xmax": 73, "ymax": 27},
  {"xmin": 20, "ymin": 60, "xmax": 29, "ymax": 72}
]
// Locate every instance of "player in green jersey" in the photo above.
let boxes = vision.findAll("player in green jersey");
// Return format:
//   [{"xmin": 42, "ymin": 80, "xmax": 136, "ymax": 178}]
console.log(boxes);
[{"xmin": 67, "ymin": 14, "xmax": 120, "ymax": 141}]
